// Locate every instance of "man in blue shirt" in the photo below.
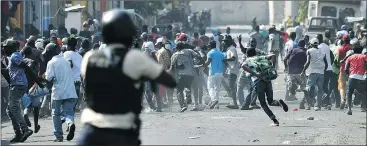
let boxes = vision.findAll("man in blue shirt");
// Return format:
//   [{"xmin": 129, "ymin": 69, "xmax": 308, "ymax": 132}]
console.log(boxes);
[
  {"xmin": 3, "ymin": 39, "xmax": 34, "ymax": 143},
  {"xmin": 203, "ymin": 41, "xmax": 225, "ymax": 109}
]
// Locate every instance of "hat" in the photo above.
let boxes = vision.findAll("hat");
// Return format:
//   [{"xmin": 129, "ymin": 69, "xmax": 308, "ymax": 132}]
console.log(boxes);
[
  {"xmin": 155, "ymin": 37, "xmax": 165, "ymax": 45},
  {"xmin": 341, "ymin": 25, "xmax": 347, "ymax": 30},
  {"xmin": 178, "ymin": 33, "xmax": 186, "ymax": 41},
  {"xmin": 2, "ymin": 39, "xmax": 16, "ymax": 47},
  {"xmin": 309, "ymin": 38, "xmax": 319, "ymax": 45},
  {"xmin": 342, "ymin": 34, "xmax": 350, "ymax": 41}
]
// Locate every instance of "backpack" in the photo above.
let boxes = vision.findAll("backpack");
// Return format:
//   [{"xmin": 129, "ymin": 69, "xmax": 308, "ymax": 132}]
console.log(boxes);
[{"xmin": 249, "ymin": 56, "xmax": 278, "ymax": 81}]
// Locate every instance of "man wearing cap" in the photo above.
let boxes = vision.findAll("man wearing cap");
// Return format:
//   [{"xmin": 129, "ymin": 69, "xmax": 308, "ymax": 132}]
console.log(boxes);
[
  {"xmin": 3, "ymin": 39, "xmax": 34, "ymax": 142},
  {"xmin": 141, "ymin": 33, "xmax": 154, "ymax": 52},
  {"xmin": 337, "ymin": 25, "xmax": 348, "ymax": 38},
  {"xmin": 336, "ymin": 34, "xmax": 353, "ymax": 109},
  {"xmin": 301, "ymin": 38, "xmax": 328, "ymax": 111}
]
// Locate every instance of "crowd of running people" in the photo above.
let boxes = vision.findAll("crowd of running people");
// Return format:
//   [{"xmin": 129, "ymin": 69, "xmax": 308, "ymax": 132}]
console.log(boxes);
[{"xmin": 1, "ymin": 10, "xmax": 367, "ymax": 143}]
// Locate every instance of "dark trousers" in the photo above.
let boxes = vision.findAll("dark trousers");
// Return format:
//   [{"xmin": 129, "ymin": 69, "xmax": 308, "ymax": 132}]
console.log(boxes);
[
  {"xmin": 323, "ymin": 72, "xmax": 341, "ymax": 106},
  {"xmin": 228, "ymin": 74, "xmax": 238, "ymax": 105},
  {"xmin": 255, "ymin": 80, "xmax": 278, "ymax": 119},
  {"xmin": 77, "ymin": 124, "xmax": 141, "ymax": 146},
  {"xmin": 7, "ymin": 85, "xmax": 29, "ymax": 132},
  {"xmin": 322, "ymin": 71, "xmax": 334, "ymax": 106},
  {"xmin": 177, "ymin": 75, "xmax": 194, "ymax": 108},
  {"xmin": 1, "ymin": 87, "xmax": 9, "ymax": 118},
  {"xmin": 346, "ymin": 78, "xmax": 366, "ymax": 109}
]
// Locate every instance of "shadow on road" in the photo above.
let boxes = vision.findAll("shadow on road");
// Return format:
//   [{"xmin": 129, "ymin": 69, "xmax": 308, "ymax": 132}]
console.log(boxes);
[{"xmin": 1, "ymin": 140, "xmax": 10, "ymax": 146}]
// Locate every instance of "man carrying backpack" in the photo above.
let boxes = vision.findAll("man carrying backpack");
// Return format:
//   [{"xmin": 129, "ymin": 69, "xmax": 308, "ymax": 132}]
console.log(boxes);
[{"xmin": 241, "ymin": 47, "xmax": 288, "ymax": 126}]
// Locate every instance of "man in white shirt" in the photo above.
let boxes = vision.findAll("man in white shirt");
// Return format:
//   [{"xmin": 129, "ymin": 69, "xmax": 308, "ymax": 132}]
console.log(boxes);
[
  {"xmin": 63, "ymin": 37, "xmax": 84, "ymax": 111},
  {"xmin": 141, "ymin": 33, "xmax": 155, "ymax": 52},
  {"xmin": 316, "ymin": 34, "xmax": 333, "ymax": 110},
  {"xmin": 301, "ymin": 38, "xmax": 328, "ymax": 111},
  {"xmin": 223, "ymin": 35, "xmax": 240, "ymax": 109},
  {"xmin": 44, "ymin": 43, "xmax": 78, "ymax": 142}
]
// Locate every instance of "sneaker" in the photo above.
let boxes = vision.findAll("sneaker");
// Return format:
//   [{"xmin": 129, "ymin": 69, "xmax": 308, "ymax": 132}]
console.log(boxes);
[
  {"xmin": 361, "ymin": 108, "xmax": 366, "ymax": 112},
  {"xmin": 326, "ymin": 105, "xmax": 332, "ymax": 110},
  {"xmin": 226, "ymin": 104, "xmax": 239, "ymax": 109},
  {"xmin": 271, "ymin": 118, "xmax": 280, "ymax": 126},
  {"xmin": 299, "ymin": 103, "xmax": 305, "ymax": 109},
  {"xmin": 180, "ymin": 107, "xmax": 188, "ymax": 113},
  {"xmin": 34, "ymin": 125, "xmax": 41, "ymax": 133},
  {"xmin": 347, "ymin": 110, "xmax": 352, "ymax": 115},
  {"xmin": 20, "ymin": 129, "xmax": 33, "ymax": 142},
  {"xmin": 191, "ymin": 106, "xmax": 199, "ymax": 111},
  {"xmin": 314, "ymin": 107, "xmax": 321, "ymax": 111},
  {"xmin": 66, "ymin": 124, "xmax": 75, "ymax": 141},
  {"xmin": 209, "ymin": 101, "xmax": 219, "ymax": 109},
  {"xmin": 10, "ymin": 131, "xmax": 23, "ymax": 143},
  {"xmin": 240, "ymin": 106, "xmax": 253, "ymax": 110},
  {"xmin": 278, "ymin": 99, "xmax": 288, "ymax": 112},
  {"xmin": 53, "ymin": 138, "xmax": 63, "ymax": 142},
  {"xmin": 251, "ymin": 104, "xmax": 261, "ymax": 109},
  {"xmin": 306, "ymin": 106, "xmax": 311, "ymax": 110}
]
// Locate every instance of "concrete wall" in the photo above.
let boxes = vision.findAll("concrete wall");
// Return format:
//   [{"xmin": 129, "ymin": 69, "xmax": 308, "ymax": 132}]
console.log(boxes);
[
  {"xmin": 269, "ymin": 1, "xmax": 285, "ymax": 25},
  {"xmin": 190, "ymin": 1, "xmax": 269, "ymax": 26}
]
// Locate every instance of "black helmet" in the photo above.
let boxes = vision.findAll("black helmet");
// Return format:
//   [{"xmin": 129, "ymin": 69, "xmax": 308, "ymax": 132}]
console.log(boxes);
[
  {"xmin": 249, "ymin": 38, "xmax": 257, "ymax": 48},
  {"xmin": 102, "ymin": 9, "xmax": 137, "ymax": 46}
]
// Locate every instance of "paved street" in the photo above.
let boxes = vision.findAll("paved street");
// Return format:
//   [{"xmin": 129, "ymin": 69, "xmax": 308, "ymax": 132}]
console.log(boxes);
[{"xmin": 1, "ymin": 27, "xmax": 366, "ymax": 145}]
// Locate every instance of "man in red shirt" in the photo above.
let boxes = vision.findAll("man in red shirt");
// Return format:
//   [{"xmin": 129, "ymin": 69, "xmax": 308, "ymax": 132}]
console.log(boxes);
[
  {"xmin": 345, "ymin": 45, "xmax": 367, "ymax": 115},
  {"xmin": 336, "ymin": 35, "xmax": 352, "ymax": 109}
]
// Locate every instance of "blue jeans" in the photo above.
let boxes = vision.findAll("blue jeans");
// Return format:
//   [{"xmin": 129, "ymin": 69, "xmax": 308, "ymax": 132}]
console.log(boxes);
[
  {"xmin": 237, "ymin": 77, "xmax": 257, "ymax": 106},
  {"xmin": 51, "ymin": 98, "xmax": 77, "ymax": 139},
  {"xmin": 306, "ymin": 73, "xmax": 324, "ymax": 107}
]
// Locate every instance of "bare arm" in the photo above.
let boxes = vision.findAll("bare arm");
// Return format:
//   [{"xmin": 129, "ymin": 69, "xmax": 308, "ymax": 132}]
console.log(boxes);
[{"xmin": 301, "ymin": 51, "xmax": 311, "ymax": 74}]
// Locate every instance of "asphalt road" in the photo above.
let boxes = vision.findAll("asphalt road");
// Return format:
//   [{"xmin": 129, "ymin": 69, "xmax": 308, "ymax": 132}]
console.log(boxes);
[{"xmin": 1, "ymin": 27, "xmax": 366, "ymax": 145}]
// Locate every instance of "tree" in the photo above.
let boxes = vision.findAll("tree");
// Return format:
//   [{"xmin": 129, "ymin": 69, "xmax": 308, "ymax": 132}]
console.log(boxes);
[
  {"xmin": 124, "ymin": 1, "xmax": 164, "ymax": 17},
  {"xmin": 296, "ymin": 1, "xmax": 309, "ymax": 23}
]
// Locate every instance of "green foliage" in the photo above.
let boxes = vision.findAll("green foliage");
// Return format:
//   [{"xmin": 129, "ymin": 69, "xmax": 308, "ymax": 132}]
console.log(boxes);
[
  {"xmin": 124, "ymin": 1, "xmax": 164, "ymax": 16},
  {"xmin": 296, "ymin": 1, "xmax": 309, "ymax": 23}
]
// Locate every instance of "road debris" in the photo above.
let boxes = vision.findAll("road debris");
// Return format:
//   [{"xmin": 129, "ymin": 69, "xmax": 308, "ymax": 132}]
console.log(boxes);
[
  {"xmin": 307, "ymin": 117, "xmax": 314, "ymax": 120},
  {"xmin": 188, "ymin": 136, "xmax": 201, "ymax": 139},
  {"xmin": 253, "ymin": 139, "xmax": 260, "ymax": 142}
]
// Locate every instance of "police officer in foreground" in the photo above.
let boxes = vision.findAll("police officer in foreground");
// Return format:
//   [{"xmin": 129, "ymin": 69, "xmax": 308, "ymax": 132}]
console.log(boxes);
[{"xmin": 77, "ymin": 10, "xmax": 177, "ymax": 146}]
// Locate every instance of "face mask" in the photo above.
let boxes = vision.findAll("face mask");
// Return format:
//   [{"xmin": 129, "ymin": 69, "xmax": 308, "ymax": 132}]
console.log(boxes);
[{"xmin": 165, "ymin": 44, "xmax": 171, "ymax": 49}]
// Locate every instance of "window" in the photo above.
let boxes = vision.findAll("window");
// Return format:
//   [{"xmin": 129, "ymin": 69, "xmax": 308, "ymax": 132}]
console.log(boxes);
[
  {"xmin": 321, "ymin": 6, "xmax": 337, "ymax": 17},
  {"xmin": 310, "ymin": 19, "xmax": 336, "ymax": 27}
]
